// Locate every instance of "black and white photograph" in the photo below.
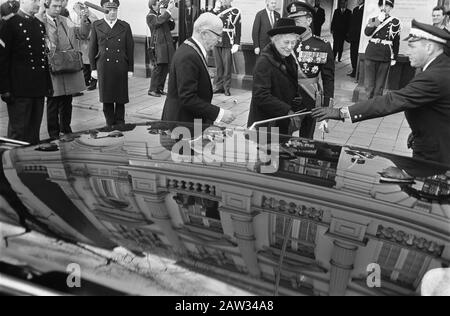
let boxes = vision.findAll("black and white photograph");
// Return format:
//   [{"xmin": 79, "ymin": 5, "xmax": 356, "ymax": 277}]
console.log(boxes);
[{"xmin": 0, "ymin": 0, "xmax": 449, "ymax": 299}]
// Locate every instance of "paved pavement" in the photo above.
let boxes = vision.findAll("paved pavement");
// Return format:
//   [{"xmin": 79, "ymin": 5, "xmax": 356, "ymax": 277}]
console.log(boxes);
[{"xmin": 0, "ymin": 47, "xmax": 412, "ymax": 157}]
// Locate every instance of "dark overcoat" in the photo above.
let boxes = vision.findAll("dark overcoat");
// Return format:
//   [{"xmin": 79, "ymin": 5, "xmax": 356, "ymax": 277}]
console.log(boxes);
[
  {"xmin": 247, "ymin": 44, "xmax": 300, "ymax": 135},
  {"xmin": 147, "ymin": 8, "xmax": 175, "ymax": 65},
  {"xmin": 161, "ymin": 38, "xmax": 220, "ymax": 124},
  {"xmin": 349, "ymin": 53, "xmax": 450, "ymax": 165},
  {"xmin": 89, "ymin": 19, "xmax": 134, "ymax": 104},
  {"xmin": 0, "ymin": 10, "xmax": 52, "ymax": 97}
]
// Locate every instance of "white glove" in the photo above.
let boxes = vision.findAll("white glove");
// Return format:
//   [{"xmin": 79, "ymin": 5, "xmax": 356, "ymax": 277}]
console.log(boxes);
[
  {"xmin": 231, "ymin": 44, "xmax": 239, "ymax": 54},
  {"xmin": 91, "ymin": 70, "xmax": 98, "ymax": 80},
  {"xmin": 254, "ymin": 47, "xmax": 260, "ymax": 55},
  {"xmin": 128, "ymin": 72, "xmax": 133, "ymax": 78},
  {"xmin": 319, "ymin": 121, "xmax": 329, "ymax": 134},
  {"xmin": 378, "ymin": 12, "xmax": 386, "ymax": 22},
  {"xmin": 390, "ymin": 60, "xmax": 397, "ymax": 66}
]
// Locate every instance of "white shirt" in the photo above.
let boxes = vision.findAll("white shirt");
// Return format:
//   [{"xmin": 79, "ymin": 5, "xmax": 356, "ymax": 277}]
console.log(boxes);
[
  {"xmin": 191, "ymin": 36, "xmax": 224, "ymax": 124},
  {"xmin": 104, "ymin": 17, "xmax": 117, "ymax": 29},
  {"xmin": 423, "ymin": 56, "xmax": 439, "ymax": 71},
  {"xmin": 266, "ymin": 8, "xmax": 275, "ymax": 27}
]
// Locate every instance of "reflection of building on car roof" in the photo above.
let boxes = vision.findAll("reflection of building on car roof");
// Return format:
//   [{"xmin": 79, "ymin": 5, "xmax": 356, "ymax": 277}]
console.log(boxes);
[{"xmin": 0, "ymin": 122, "xmax": 449, "ymax": 296}]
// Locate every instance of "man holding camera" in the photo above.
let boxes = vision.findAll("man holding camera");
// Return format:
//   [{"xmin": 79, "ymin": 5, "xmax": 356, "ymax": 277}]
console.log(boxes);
[{"xmin": 0, "ymin": 0, "xmax": 53, "ymax": 145}]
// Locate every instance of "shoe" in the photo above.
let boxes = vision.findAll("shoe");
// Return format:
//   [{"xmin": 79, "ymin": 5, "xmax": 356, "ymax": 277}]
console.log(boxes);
[
  {"xmin": 213, "ymin": 88, "xmax": 225, "ymax": 94},
  {"xmin": 158, "ymin": 90, "xmax": 167, "ymax": 96},
  {"xmin": 72, "ymin": 92, "xmax": 84, "ymax": 97},
  {"xmin": 224, "ymin": 90, "xmax": 231, "ymax": 96},
  {"xmin": 87, "ymin": 81, "xmax": 97, "ymax": 91},
  {"xmin": 148, "ymin": 91, "xmax": 161, "ymax": 97}
]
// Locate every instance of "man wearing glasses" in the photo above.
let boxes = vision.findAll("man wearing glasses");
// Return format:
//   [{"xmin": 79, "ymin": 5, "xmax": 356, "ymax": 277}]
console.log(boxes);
[{"xmin": 161, "ymin": 12, "xmax": 236, "ymax": 125}]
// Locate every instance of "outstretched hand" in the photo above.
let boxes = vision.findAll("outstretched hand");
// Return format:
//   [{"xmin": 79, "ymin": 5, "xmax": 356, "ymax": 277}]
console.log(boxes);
[{"xmin": 311, "ymin": 108, "xmax": 342, "ymax": 122}]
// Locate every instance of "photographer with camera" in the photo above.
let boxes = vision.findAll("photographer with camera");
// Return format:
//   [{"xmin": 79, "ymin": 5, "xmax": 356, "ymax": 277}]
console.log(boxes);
[{"xmin": 147, "ymin": 0, "xmax": 175, "ymax": 97}]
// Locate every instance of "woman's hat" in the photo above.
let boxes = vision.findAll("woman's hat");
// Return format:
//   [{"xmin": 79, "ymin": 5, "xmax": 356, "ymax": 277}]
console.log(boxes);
[{"xmin": 267, "ymin": 18, "xmax": 306, "ymax": 37}]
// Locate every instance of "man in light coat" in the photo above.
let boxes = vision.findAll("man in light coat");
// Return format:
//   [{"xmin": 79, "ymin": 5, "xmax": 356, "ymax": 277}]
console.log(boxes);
[{"xmin": 37, "ymin": 0, "xmax": 89, "ymax": 139}]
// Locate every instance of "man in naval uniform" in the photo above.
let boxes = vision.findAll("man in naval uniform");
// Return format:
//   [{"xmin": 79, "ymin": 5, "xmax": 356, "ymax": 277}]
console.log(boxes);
[
  {"xmin": 89, "ymin": 0, "xmax": 134, "ymax": 129},
  {"xmin": 0, "ymin": 0, "xmax": 53, "ymax": 145},
  {"xmin": 211, "ymin": 0, "xmax": 241, "ymax": 96},
  {"xmin": 312, "ymin": 20, "xmax": 450, "ymax": 166},
  {"xmin": 287, "ymin": 0, "xmax": 335, "ymax": 139},
  {"xmin": 363, "ymin": 0, "xmax": 401, "ymax": 99}
]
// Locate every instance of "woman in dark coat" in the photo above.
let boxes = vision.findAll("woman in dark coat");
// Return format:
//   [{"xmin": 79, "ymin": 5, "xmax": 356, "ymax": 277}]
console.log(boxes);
[
  {"xmin": 247, "ymin": 18, "xmax": 306, "ymax": 135},
  {"xmin": 89, "ymin": 0, "xmax": 134, "ymax": 128}
]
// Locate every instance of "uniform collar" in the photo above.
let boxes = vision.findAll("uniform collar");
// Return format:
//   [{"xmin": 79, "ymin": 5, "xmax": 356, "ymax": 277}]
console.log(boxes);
[
  {"xmin": 104, "ymin": 17, "xmax": 118, "ymax": 28},
  {"xmin": 19, "ymin": 8, "xmax": 34, "ymax": 19}
]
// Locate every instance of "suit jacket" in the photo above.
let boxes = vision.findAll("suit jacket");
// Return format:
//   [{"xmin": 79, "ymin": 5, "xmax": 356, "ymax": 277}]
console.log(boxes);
[
  {"xmin": 161, "ymin": 38, "xmax": 220, "ymax": 124},
  {"xmin": 147, "ymin": 8, "xmax": 175, "ymax": 64},
  {"xmin": 247, "ymin": 44, "xmax": 299, "ymax": 135},
  {"xmin": 348, "ymin": 5, "xmax": 364, "ymax": 43},
  {"xmin": 0, "ymin": 10, "xmax": 52, "ymax": 97},
  {"xmin": 89, "ymin": 19, "xmax": 134, "ymax": 104},
  {"xmin": 331, "ymin": 8, "xmax": 351, "ymax": 38},
  {"xmin": 251, "ymin": 9, "xmax": 280, "ymax": 50},
  {"xmin": 313, "ymin": 7, "xmax": 326, "ymax": 36},
  {"xmin": 349, "ymin": 53, "xmax": 450, "ymax": 165}
]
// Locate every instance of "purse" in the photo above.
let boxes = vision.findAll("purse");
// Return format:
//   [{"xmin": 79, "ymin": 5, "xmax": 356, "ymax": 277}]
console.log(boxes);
[{"xmin": 48, "ymin": 20, "xmax": 83, "ymax": 74}]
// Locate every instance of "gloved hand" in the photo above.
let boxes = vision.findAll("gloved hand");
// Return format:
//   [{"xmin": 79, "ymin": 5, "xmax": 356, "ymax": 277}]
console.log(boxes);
[
  {"xmin": 311, "ymin": 107, "xmax": 342, "ymax": 121},
  {"xmin": 231, "ymin": 44, "xmax": 239, "ymax": 54},
  {"xmin": 128, "ymin": 71, "xmax": 133, "ymax": 78},
  {"xmin": 318, "ymin": 121, "xmax": 329, "ymax": 133},
  {"xmin": 91, "ymin": 70, "xmax": 98, "ymax": 80},
  {"xmin": 378, "ymin": 12, "xmax": 386, "ymax": 22},
  {"xmin": 1, "ymin": 92, "xmax": 13, "ymax": 104},
  {"xmin": 254, "ymin": 47, "xmax": 260, "ymax": 55},
  {"xmin": 390, "ymin": 60, "xmax": 397, "ymax": 66}
]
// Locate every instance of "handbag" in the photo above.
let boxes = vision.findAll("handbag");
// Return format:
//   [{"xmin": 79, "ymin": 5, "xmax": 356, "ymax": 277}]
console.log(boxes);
[{"xmin": 48, "ymin": 20, "xmax": 83, "ymax": 74}]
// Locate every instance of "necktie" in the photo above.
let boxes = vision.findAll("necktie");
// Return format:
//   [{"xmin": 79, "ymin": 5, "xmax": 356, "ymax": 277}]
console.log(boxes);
[
  {"xmin": 53, "ymin": 18, "xmax": 57, "ymax": 27},
  {"xmin": 269, "ymin": 12, "xmax": 274, "ymax": 27}
]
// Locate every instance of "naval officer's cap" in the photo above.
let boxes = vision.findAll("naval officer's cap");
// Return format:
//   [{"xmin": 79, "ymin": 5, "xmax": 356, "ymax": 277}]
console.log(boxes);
[
  {"xmin": 101, "ymin": 0, "xmax": 120, "ymax": 9},
  {"xmin": 404, "ymin": 19, "xmax": 450, "ymax": 45}
]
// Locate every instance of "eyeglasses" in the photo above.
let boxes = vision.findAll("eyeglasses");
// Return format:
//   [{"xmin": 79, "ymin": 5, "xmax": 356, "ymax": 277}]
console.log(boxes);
[{"xmin": 206, "ymin": 29, "xmax": 222, "ymax": 38}]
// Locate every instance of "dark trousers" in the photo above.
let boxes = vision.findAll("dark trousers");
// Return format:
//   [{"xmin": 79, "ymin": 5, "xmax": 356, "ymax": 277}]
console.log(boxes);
[
  {"xmin": 149, "ymin": 63, "xmax": 169, "ymax": 93},
  {"xmin": 103, "ymin": 103, "xmax": 125, "ymax": 127},
  {"xmin": 83, "ymin": 64, "xmax": 92, "ymax": 86},
  {"xmin": 213, "ymin": 46, "xmax": 232, "ymax": 91},
  {"xmin": 350, "ymin": 41, "xmax": 360, "ymax": 74},
  {"xmin": 7, "ymin": 97, "xmax": 44, "ymax": 145},
  {"xmin": 47, "ymin": 95, "xmax": 73, "ymax": 138},
  {"xmin": 333, "ymin": 35, "xmax": 346, "ymax": 61},
  {"xmin": 364, "ymin": 59, "xmax": 390, "ymax": 99}
]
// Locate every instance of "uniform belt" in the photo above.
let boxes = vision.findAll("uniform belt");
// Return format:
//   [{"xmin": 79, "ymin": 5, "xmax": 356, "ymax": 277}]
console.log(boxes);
[
  {"xmin": 298, "ymin": 77, "xmax": 319, "ymax": 85},
  {"xmin": 370, "ymin": 38, "xmax": 393, "ymax": 45}
]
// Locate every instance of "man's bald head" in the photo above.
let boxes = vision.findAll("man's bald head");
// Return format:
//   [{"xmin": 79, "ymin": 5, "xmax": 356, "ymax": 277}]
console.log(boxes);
[{"xmin": 193, "ymin": 12, "xmax": 223, "ymax": 35}]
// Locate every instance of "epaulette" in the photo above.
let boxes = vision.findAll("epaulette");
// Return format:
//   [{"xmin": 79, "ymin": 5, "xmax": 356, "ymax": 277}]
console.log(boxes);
[{"xmin": 313, "ymin": 35, "xmax": 329, "ymax": 43}]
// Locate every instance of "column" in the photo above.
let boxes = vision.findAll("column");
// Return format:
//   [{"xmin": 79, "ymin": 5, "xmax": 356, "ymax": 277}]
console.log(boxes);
[{"xmin": 329, "ymin": 240, "xmax": 358, "ymax": 296}]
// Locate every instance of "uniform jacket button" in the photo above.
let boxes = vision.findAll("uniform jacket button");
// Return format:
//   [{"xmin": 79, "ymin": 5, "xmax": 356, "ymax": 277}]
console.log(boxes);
[{"xmin": 107, "ymin": 58, "xmax": 110, "ymax": 61}]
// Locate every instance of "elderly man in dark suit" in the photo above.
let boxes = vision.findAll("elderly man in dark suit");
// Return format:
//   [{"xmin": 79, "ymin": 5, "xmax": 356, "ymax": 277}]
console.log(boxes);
[
  {"xmin": 312, "ymin": 20, "xmax": 450, "ymax": 166},
  {"xmin": 251, "ymin": 0, "xmax": 280, "ymax": 56},
  {"xmin": 184, "ymin": 0, "xmax": 199, "ymax": 38},
  {"xmin": 312, "ymin": 0, "xmax": 325, "ymax": 37},
  {"xmin": 161, "ymin": 13, "xmax": 235, "ymax": 125},
  {"xmin": 89, "ymin": 0, "xmax": 134, "ymax": 129},
  {"xmin": 347, "ymin": 0, "xmax": 365, "ymax": 77},
  {"xmin": 331, "ymin": 0, "xmax": 351, "ymax": 62}
]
